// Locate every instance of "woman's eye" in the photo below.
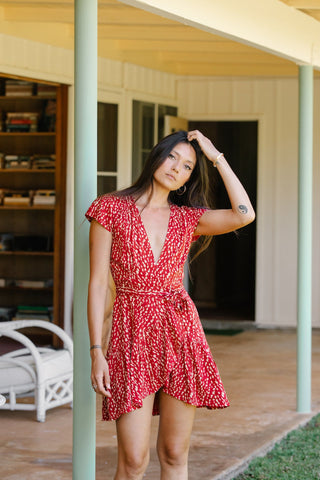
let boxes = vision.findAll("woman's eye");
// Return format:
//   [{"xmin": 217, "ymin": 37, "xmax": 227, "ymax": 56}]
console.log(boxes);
[
  {"xmin": 168, "ymin": 153, "xmax": 175, "ymax": 159},
  {"xmin": 184, "ymin": 164, "xmax": 192, "ymax": 171}
]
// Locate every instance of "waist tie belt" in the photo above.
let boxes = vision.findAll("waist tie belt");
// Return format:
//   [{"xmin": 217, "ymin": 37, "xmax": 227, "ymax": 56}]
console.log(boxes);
[{"xmin": 116, "ymin": 286, "xmax": 188, "ymax": 311}]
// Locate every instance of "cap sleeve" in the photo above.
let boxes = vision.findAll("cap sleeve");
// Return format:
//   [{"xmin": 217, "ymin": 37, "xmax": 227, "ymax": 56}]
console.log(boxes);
[
  {"xmin": 85, "ymin": 195, "xmax": 116, "ymax": 232},
  {"xmin": 187, "ymin": 207, "xmax": 207, "ymax": 242}
]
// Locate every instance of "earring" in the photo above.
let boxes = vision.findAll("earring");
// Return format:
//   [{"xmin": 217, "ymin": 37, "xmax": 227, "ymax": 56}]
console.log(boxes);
[{"xmin": 176, "ymin": 185, "xmax": 186, "ymax": 196}]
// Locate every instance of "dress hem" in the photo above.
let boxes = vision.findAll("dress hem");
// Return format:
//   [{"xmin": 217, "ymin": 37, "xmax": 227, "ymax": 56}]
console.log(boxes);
[{"xmin": 102, "ymin": 386, "xmax": 230, "ymax": 422}]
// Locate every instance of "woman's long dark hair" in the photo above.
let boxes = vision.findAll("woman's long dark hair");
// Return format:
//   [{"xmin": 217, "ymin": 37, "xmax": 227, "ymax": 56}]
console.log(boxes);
[{"xmin": 115, "ymin": 130, "xmax": 213, "ymax": 259}]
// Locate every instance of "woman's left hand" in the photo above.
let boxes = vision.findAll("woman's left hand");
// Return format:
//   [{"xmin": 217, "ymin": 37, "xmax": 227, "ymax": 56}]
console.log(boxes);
[{"xmin": 187, "ymin": 130, "xmax": 221, "ymax": 165}]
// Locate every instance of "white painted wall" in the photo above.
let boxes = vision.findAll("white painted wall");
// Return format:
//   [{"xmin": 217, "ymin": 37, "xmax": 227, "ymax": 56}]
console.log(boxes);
[{"xmin": 177, "ymin": 76, "xmax": 320, "ymax": 327}]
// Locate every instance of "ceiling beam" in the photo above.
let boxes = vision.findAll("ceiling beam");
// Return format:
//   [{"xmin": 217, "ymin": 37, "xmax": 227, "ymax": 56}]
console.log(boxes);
[
  {"xmin": 111, "ymin": 39, "xmax": 259, "ymax": 53},
  {"xmin": 302, "ymin": 9, "xmax": 320, "ymax": 19},
  {"xmin": 1, "ymin": 4, "xmax": 177, "ymax": 25},
  {"xmin": 95, "ymin": 25, "xmax": 221, "ymax": 40},
  {"xmin": 282, "ymin": 0, "xmax": 320, "ymax": 8},
  {"xmin": 119, "ymin": 0, "xmax": 320, "ymax": 69},
  {"xmin": 0, "ymin": 0, "xmax": 119, "ymax": 4}
]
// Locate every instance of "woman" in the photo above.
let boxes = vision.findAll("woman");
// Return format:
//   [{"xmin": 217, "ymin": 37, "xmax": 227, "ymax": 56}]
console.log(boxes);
[{"xmin": 86, "ymin": 130, "xmax": 255, "ymax": 480}]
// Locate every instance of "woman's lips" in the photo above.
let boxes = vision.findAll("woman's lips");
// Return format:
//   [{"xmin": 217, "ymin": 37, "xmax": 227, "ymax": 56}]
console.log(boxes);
[{"xmin": 166, "ymin": 173, "xmax": 176, "ymax": 181}]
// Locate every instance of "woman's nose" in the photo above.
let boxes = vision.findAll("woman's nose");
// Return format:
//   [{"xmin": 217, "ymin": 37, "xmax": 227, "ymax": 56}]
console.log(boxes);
[{"xmin": 172, "ymin": 162, "xmax": 179, "ymax": 173}]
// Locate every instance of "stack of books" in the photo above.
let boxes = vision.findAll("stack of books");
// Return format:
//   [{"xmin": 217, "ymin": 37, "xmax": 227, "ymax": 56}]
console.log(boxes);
[
  {"xmin": 33, "ymin": 190, "xmax": 55, "ymax": 206},
  {"xmin": 5, "ymin": 80, "xmax": 34, "ymax": 97},
  {"xmin": 1, "ymin": 189, "xmax": 31, "ymax": 206},
  {"xmin": 15, "ymin": 280, "xmax": 48, "ymax": 289},
  {"xmin": 32, "ymin": 154, "xmax": 55, "ymax": 170},
  {"xmin": 37, "ymin": 84, "xmax": 56, "ymax": 98},
  {"xmin": 13, "ymin": 305, "xmax": 53, "ymax": 321},
  {"xmin": 6, "ymin": 112, "xmax": 39, "ymax": 132},
  {"xmin": 4, "ymin": 154, "xmax": 31, "ymax": 169},
  {"xmin": 4, "ymin": 279, "xmax": 53, "ymax": 289}
]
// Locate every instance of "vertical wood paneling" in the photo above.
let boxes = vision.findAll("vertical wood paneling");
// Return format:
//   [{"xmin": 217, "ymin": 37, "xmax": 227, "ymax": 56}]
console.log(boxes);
[
  {"xmin": 98, "ymin": 57, "xmax": 123, "ymax": 89},
  {"xmin": 252, "ymin": 80, "xmax": 277, "ymax": 326},
  {"xmin": 123, "ymin": 62, "xmax": 176, "ymax": 99},
  {"xmin": 273, "ymin": 79, "xmax": 298, "ymax": 325},
  {"xmin": 0, "ymin": 33, "xmax": 73, "ymax": 83},
  {"xmin": 232, "ymin": 79, "xmax": 255, "ymax": 113}
]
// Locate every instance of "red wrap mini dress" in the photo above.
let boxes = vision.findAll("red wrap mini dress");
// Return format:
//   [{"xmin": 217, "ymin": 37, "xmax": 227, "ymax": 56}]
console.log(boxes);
[{"xmin": 86, "ymin": 194, "xmax": 229, "ymax": 421}]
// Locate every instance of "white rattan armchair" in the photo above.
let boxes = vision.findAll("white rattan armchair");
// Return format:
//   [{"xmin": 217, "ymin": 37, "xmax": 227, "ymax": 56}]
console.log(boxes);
[{"xmin": 0, "ymin": 320, "xmax": 73, "ymax": 422}]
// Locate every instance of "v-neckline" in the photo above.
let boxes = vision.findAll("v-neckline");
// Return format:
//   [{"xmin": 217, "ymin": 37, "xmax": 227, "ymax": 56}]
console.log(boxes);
[{"xmin": 131, "ymin": 197, "xmax": 173, "ymax": 266}]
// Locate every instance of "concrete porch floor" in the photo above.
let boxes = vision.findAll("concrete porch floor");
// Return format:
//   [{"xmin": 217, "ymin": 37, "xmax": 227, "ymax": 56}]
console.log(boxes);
[{"xmin": 1, "ymin": 329, "xmax": 320, "ymax": 480}]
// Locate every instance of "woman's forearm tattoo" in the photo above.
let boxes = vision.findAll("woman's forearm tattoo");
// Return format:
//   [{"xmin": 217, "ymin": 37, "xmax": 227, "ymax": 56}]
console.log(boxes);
[{"xmin": 238, "ymin": 204, "xmax": 248, "ymax": 214}]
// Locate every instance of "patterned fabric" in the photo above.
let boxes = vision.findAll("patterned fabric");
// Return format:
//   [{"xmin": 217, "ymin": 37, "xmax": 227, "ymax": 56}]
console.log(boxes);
[{"xmin": 85, "ymin": 194, "xmax": 230, "ymax": 421}]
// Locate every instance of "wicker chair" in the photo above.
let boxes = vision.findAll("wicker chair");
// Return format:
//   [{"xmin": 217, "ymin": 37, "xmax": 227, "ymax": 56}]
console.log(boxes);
[{"xmin": 0, "ymin": 320, "xmax": 73, "ymax": 422}]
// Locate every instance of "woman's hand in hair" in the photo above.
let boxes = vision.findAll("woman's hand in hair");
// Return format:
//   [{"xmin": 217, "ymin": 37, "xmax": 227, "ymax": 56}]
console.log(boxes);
[{"xmin": 187, "ymin": 130, "xmax": 222, "ymax": 165}]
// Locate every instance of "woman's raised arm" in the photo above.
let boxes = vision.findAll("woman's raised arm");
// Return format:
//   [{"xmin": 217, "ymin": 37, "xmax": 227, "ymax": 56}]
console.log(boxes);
[{"xmin": 188, "ymin": 130, "xmax": 255, "ymax": 236}]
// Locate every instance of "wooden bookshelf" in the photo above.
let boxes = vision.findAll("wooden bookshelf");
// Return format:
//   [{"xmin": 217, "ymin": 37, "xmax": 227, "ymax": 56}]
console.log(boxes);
[{"xmin": 0, "ymin": 75, "xmax": 67, "ymax": 338}]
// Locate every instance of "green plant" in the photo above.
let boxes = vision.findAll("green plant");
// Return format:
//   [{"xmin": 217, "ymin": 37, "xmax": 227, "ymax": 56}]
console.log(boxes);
[{"xmin": 234, "ymin": 413, "xmax": 320, "ymax": 480}]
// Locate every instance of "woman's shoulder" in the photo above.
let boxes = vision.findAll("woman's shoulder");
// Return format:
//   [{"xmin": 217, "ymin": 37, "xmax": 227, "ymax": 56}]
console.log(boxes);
[
  {"xmin": 85, "ymin": 193, "xmax": 132, "ymax": 230},
  {"xmin": 91, "ymin": 193, "xmax": 131, "ymax": 208}
]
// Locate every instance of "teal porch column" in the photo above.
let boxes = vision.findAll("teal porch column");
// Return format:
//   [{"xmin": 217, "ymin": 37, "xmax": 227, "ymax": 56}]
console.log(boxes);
[
  {"xmin": 73, "ymin": 0, "xmax": 98, "ymax": 478},
  {"xmin": 297, "ymin": 65, "xmax": 313, "ymax": 413}
]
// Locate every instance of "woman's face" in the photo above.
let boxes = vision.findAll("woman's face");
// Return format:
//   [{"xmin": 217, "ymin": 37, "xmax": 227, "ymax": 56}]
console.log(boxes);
[{"xmin": 153, "ymin": 142, "xmax": 196, "ymax": 192}]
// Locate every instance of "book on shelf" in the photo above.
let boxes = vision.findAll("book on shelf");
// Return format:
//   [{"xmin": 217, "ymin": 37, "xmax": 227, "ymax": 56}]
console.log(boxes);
[
  {"xmin": 5, "ymin": 112, "xmax": 39, "ymax": 132},
  {"xmin": 32, "ymin": 154, "xmax": 55, "ymax": 170},
  {"xmin": 4, "ymin": 154, "xmax": 32, "ymax": 169},
  {"xmin": 14, "ymin": 279, "xmax": 52, "ymax": 288},
  {"xmin": 2, "ymin": 189, "xmax": 31, "ymax": 206},
  {"xmin": 12, "ymin": 305, "xmax": 53, "ymax": 322},
  {"xmin": 33, "ymin": 189, "xmax": 55, "ymax": 206},
  {"xmin": 5, "ymin": 80, "xmax": 34, "ymax": 97},
  {"xmin": 12, "ymin": 313, "xmax": 51, "ymax": 321},
  {"xmin": 37, "ymin": 85, "xmax": 56, "ymax": 98}
]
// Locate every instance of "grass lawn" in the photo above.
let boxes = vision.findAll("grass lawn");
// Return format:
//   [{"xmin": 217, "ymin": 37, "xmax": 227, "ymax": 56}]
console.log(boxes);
[{"xmin": 234, "ymin": 413, "xmax": 320, "ymax": 480}]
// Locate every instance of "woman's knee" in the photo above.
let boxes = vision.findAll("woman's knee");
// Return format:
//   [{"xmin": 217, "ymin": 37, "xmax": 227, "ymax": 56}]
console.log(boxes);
[
  {"xmin": 157, "ymin": 442, "xmax": 189, "ymax": 468},
  {"xmin": 118, "ymin": 449, "xmax": 150, "ymax": 478}
]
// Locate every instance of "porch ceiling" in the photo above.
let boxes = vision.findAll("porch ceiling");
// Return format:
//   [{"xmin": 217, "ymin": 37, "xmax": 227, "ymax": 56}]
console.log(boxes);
[{"xmin": 0, "ymin": 0, "xmax": 320, "ymax": 77}]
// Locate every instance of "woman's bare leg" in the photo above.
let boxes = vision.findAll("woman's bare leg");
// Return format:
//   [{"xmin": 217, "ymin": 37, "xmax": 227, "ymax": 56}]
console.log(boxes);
[
  {"xmin": 114, "ymin": 393, "xmax": 155, "ymax": 480},
  {"xmin": 156, "ymin": 390, "xmax": 196, "ymax": 480}
]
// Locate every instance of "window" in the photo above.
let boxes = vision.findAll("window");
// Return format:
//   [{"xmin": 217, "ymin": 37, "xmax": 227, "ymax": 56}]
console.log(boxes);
[
  {"xmin": 97, "ymin": 102, "xmax": 118, "ymax": 195},
  {"xmin": 132, "ymin": 101, "xmax": 177, "ymax": 182}
]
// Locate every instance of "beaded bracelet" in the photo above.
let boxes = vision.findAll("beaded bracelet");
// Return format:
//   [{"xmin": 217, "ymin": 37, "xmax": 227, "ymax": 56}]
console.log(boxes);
[{"xmin": 213, "ymin": 152, "xmax": 224, "ymax": 167}]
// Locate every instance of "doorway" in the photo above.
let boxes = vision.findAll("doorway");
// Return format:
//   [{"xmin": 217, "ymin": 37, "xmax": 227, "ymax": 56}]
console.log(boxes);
[{"xmin": 188, "ymin": 120, "xmax": 257, "ymax": 321}]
